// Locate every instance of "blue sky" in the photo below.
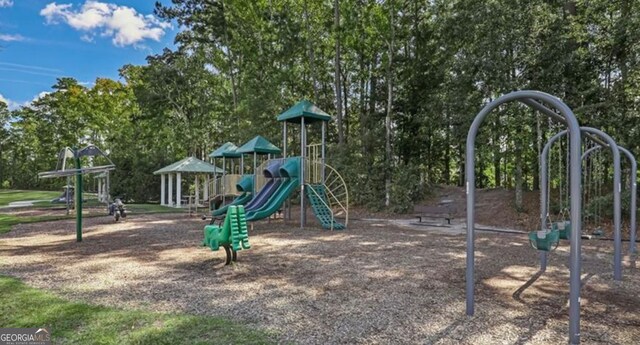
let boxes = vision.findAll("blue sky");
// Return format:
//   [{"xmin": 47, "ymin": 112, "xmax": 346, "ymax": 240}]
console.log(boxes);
[{"xmin": 0, "ymin": 0, "xmax": 177, "ymax": 109}]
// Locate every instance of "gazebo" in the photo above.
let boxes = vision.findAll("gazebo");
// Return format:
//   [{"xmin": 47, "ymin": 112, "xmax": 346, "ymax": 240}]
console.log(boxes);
[{"xmin": 154, "ymin": 157, "xmax": 223, "ymax": 207}]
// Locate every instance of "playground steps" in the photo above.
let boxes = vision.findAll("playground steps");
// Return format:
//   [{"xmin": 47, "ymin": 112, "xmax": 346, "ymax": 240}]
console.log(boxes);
[{"xmin": 306, "ymin": 184, "xmax": 345, "ymax": 230}]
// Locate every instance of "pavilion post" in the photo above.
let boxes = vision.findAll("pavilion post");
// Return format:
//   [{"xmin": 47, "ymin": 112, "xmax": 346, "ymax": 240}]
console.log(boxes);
[
  {"xmin": 161, "ymin": 174, "xmax": 166, "ymax": 205},
  {"xmin": 176, "ymin": 173, "xmax": 182, "ymax": 207},
  {"xmin": 168, "ymin": 173, "xmax": 174, "ymax": 207},
  {"xmin": 106, "ymin": 171, "xmax": 110, "ymax": 202},
  {"xmin": 195, "ymin": 174, "xmax": 200, "ymax": 205}
]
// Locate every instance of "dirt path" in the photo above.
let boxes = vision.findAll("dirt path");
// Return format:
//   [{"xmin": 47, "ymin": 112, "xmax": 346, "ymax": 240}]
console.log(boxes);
[{"xmin": 1, "ymin": 215, "xmax": 639, "ymax": 344}]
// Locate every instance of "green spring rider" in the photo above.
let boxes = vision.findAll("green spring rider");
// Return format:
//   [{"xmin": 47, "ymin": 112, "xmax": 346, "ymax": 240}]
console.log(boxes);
[{"xmin": 203, "ymin": 205, "xmax": 251, "ymax": 265}]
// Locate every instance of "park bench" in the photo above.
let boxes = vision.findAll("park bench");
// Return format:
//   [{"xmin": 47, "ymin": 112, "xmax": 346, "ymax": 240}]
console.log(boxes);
[{"xmin": 414, "ymin": 201, "xmax": 455, "ymax": 225}]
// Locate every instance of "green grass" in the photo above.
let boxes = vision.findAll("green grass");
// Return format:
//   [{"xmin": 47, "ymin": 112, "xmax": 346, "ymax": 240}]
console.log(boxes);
[
  {"xmin": 0, "ymin": 190, "xmax": 62, "ymax": 206},
  {"xmin": 0, "ymin": 275, "xmax": 274, "ymax": 345},
  {"xmin": 127, "ymin": 203, "xmax": 188, "ymax": 214}
]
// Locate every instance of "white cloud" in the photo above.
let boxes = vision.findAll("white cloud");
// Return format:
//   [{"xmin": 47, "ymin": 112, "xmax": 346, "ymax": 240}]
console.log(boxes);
[
  {"xmin": 40, "ymin": 1, "xmax": 170, "ymax": 47},
  {"xmin": 0, "ymin": 1, "xmax": 13, "ymax": 8},
  {"xmin": 0, "ymin": 93, "xmax": 21, "ymax": 110},
  {"xmin": 32, "ymin": 91, "xmax": 50, "ymax": 102},
  {"xmin": 0, "ymin": 34, "xmax": 25, "ymax": 42},
  {"xmin": 80, "ymin": 34, "xmax": 94, "ymax": 43}
]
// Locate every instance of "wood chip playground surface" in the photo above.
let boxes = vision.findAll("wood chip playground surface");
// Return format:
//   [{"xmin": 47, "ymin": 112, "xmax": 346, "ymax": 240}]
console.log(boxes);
[{"xmin": 0, "ymin": 214, "xmax": 639, "ymax": 344}]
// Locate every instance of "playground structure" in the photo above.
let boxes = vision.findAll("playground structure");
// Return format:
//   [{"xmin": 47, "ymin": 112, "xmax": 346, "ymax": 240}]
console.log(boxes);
[
  {"xmin": 207, "ymin": 100, "xmax": 349, "ymax": 230},
  {"xmin": 38, "ymin": 145, "xmax": 116, "ymax": 242},
  {"xmin": 466, "ymin": 90, "xmax": 596, "ymax": 345},
  {"xmin": 200, "ymin": 100, "xmax": 349, "ymax": 264},
  {"xmin": 208, "ymin": 142, "xmax": 244, "ymax": 209},
  {"xmin": 208, "ymin": 136, "xmax": 281, "ymax": 217}
]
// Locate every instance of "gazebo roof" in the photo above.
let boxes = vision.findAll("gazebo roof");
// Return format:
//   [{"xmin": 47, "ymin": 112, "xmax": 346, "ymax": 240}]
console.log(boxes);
[
  {"xmin": 153, "ymin": 157, "xmax": 223, "ymax": 175},
  {"xmin": 276, "ymin": 100, "xmax": 332, "ymax": 124},
  {"xmin": 236, "ymin": 135, "xmax": 282, "ymax": 155},
  {"xmin": 209, "ymin": 142, "xmax": 241, "ymax": 158}
]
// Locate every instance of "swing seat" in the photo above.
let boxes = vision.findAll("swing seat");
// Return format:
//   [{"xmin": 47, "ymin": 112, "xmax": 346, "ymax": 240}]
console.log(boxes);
[
  {"xmin": 552, "ymin": 221, "xmax": 571, "ymax": 240},
  {"xmin": 528, "ymin": 229, "xmax": 560, "ymax": 252}
]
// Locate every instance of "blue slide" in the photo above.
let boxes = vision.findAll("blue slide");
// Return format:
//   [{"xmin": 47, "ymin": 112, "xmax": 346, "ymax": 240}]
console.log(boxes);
[
  {"xmin": 243, "ymin": 160, "xmax": 284, "ymax": 213},
  {"xmin": 246, "ymin": 157, "xmax": 300, "ymax": 222}
]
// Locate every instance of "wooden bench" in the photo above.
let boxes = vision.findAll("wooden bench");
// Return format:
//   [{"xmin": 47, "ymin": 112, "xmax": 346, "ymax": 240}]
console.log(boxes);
[{"xmin": 414, "ymin": 203, "xmax": 455, "ymax": 225}]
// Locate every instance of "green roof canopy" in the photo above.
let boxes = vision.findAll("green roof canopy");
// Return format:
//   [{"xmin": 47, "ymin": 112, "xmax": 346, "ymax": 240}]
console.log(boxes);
[
  {"xmin": 236, "ymin": 135, "xmax": 282, "ymax": 155},
  {"xmin": 209, "ymin": 142, "xmax": 241, "ymax": 158},
  {"xmin": 276, "ymin": 100, "xmax": 332, "ymax": 124},
  {"xmin": 153, "ymin": 157, "xmax": 224, "ymax": 175}
]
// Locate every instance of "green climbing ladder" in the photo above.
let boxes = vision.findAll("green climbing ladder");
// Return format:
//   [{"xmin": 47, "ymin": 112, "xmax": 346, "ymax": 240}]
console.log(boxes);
[
  {"xmin": 306, "ymin": 184, "xmax": 345, "ymax": 230},
  {"xmin": 203, "ymin": 205, "xmax": 250, "ymax": 264}
]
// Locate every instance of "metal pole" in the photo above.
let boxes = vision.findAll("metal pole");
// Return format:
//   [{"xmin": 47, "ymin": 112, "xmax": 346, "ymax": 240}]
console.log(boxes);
[
  {"xmin": 253, "ymin": 152, "xmax": 257, "ymax": 195},
  {"xmin": 581, "ymin": 128, "xmax": 622, "ymax": 281},
  {"xmin": 283, "ymin": 122, "xmax": 287, "ymax": 158},
  {"xmin": 212, "ymin": 158, "xmax": 216, "ymax": 195},
  {"xmin": 618, "ymin": 147, "xmax": 637, "ymax": 254},
  {"xmin": 466, "ymin": 91, "xmax": 582, "ymax": 344},
  {"xmin": 322, "ymin": 121, "xmax": 326, "ymax": 183},
  {"xmin": 540, "ymin": 130, "xmax": 569, "ymax": 232},
  {"xmin": 300, "ymin": 117, "xmax": 305, "ymax": 228},
  {"xmin": 74, "ymin": 151, "xmax": 82, "ymax": 242},
  {"xmin": 241, "ymin": 156, "xmax": 244, "ymax": 175},
  {"xmin": 66, "ymin": 175, "xmax": 70, "ymax": 215},
  {"xmin": 222, "ymin": 157, "xmax": 226, "ymax": 206},
  {"xmin": 583, "ymin": 145, "xmax": 636, "ymax": 255}
]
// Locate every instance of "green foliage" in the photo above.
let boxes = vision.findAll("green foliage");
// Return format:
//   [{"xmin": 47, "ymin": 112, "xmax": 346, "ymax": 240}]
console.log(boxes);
[
  {"xmin": 389, "ymin": 163, "xmax": 425, "ymax": 213},
  {"xmin": 3, "ymin": 0, "xmax": 640, "ymax": 214},
  {"xmin": 0, "ymin": 275, "xmax": 275, "ymax": 344}
]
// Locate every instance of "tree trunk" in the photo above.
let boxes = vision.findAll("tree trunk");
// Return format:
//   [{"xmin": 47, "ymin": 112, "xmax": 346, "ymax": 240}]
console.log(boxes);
[
  {"xmin": 444, "ymin": 113, "xmax": 451, "ymax": 184},
  {"xmin": 384, "ymin": 0, "xmax": 394, "ymax": 207},
  {"xmin": 221, "ymin": 0, "xmax": 238, "ymax": 112},
  {"xmin": 343, "ymin": 70, "xmax": 349, "ymax": 142},
  {"xmin": 493, "ymin": 116, "xmax": 501, "ymax": 187},
  {"xmin": 304, "ymin": 0, "xmax": 318, "ymax": 100},
  {"xmin": 334, "ymin": 0, "xmax": 344, "ymax": 147},
  {"xmin": 515, "ymin": 147, "xmax": 523, "ymax": 211},
  {"xmin": 534, "ymin": 110, "xmax": 541, "ymax": 190},
  {"xmin": 359, "ymin": 50, "xmax": 367, "ymax": 156}
]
